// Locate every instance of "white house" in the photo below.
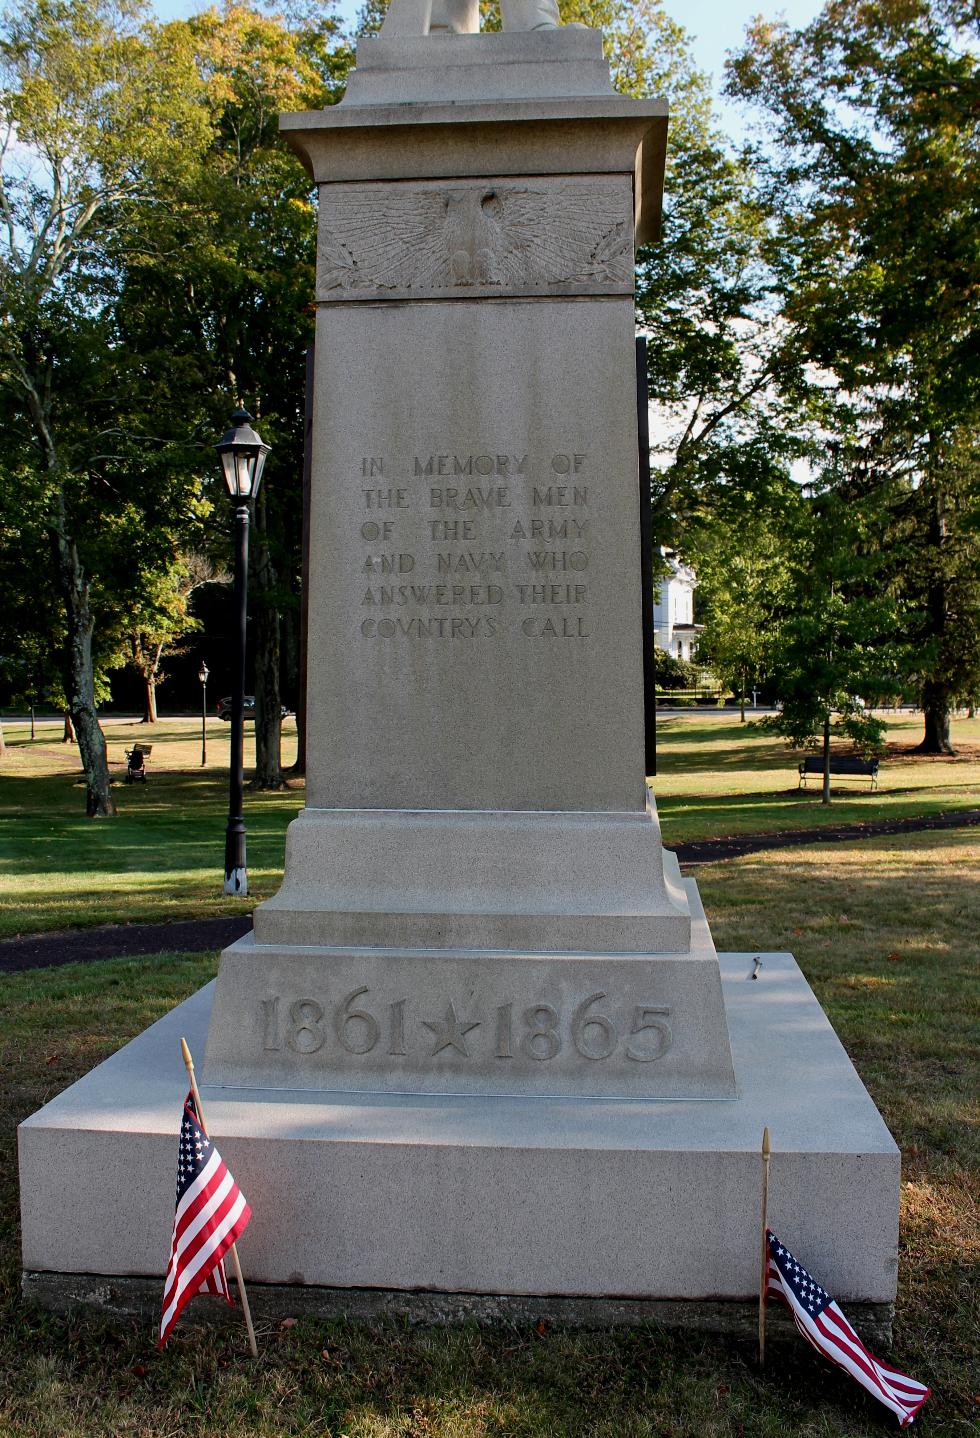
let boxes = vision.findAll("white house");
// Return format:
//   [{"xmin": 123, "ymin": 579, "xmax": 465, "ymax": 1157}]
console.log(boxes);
[{"xmin": 653, "ymin": 550, "xmax": 702, "ymax": 661}]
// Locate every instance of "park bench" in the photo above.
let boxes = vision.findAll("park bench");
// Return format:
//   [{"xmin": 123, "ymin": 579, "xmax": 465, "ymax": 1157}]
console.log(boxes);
[
  {"xmin": 798, "ymin": 754, "xmax": 879, "ymax": 791},
  {"xmin": 125, "ymin": 744, "xmax": 152, "ymax": 783}
]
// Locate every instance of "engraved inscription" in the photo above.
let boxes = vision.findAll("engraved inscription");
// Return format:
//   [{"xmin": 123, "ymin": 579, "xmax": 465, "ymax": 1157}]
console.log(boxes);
[
  {"xmin": 355, "ymin": 447, "xmax": 595, "ymax": 644},
  {"xmin": 335, "ymin": 987, "xmax": 381, "ymax": 1054},
  {"xmin": 422, "ymin": 1002, "xmax": 481, "ymax": 1056},
  {"xmin": 317, "ymin": 177, "xmax": 633, "ymax": 300},
  {"xmin": 286, "ymin": 999, "xmax": 324, "ymax": 1054},
  {"xmin": 258, "ymin": 991, "xmax": 674, "ymax": 1065},
  {"xmin": 571, "ymin": 992, "xmax": 616, "ymax": 1060},
  {"xmin": 520, "ymin": 1004, "xmax": 561, "ymax": 1061}
]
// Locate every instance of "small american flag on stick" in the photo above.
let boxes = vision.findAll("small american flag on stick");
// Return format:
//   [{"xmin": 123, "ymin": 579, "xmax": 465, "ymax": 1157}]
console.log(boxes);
[
  {"xmin": 159, "ymin": 1089, "xmax": 252, "ymax": 1348},
  {"xmin": 766, "ymin": 1230, "xmax": 929, "ymax": 1427}
]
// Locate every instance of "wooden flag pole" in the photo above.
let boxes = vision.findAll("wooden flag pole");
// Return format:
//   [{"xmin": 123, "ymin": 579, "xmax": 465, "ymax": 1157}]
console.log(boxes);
[
  {"xmin": 758, "ymin": 1125, "xmax": 771, "ymax": 1368},
  {"xmin": 180, "ymin": 1038, "xmax": 258, "ymax": 1359}
]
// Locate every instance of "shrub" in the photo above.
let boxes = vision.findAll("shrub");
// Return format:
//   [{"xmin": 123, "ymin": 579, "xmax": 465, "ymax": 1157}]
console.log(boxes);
[{"xmin": 654, "ymin": 649, "xmax": 701, "ymax": 688}]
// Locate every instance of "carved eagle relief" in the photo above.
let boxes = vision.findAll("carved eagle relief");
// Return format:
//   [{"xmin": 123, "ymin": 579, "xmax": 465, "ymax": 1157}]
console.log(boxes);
[{"xmin": 317, "ymin": 178, "xmax": 633, "ymax": 298}]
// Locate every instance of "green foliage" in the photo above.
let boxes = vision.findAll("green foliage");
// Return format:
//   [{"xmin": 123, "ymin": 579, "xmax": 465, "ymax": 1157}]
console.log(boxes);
[
  {"xmin": 727, "ymin": 0, "xmax": 980, "ymax": 748},
  {"xmin": 0, "ymin": 0, "xmax": 352, "ymax": 791},
  {"xmin": 653, "ymin": 647, "xmax": 700, "ymax": 689},
  {"xmin": 0, "ymin": 0, "xmax": 228, "ymax": 805},
  {"xmin": 118, "ymin": 3, "xmax": 350, "ymax": 777},
  {"xmin": 761, "ymin": 488, "xmax": 906, "ymax": 764},
  {"xmin": 690, "ymin": 504, "xmax": 797, "ymax": 714},
  {"xmin": 632, "ymin": 13, "xmax": 810, "ymax": 559}
]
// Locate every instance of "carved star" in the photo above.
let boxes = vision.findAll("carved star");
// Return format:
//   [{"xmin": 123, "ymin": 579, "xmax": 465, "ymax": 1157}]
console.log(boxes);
[{"xmin": 422, "ymin": 1002, "xmax": 480, "ymax": 1057}]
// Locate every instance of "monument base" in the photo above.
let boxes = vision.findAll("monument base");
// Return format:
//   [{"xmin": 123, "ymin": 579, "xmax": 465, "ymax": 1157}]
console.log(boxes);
[
  {"xmin": 19, "ymin": 952, "xmax": 899, "ymax": 1309},
  {"xmin": 22, "ymin": 1272, "xmax": 896, "ymax": 1347}
]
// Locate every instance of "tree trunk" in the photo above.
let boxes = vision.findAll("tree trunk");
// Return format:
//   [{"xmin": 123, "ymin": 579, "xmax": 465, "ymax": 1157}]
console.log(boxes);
[
  {"xmin": 917, "ymin": 680, "xmax": 955, "ymax": 755},
  {"xmin": 55, "ymin": 529, "xmax": 116, "ymax": 816},
  {"xmin": 0, "ymin": 718, "xmax": 5, "ymax": 758},
  {"xmin": 251, "ymin": 515, "xmax": 284, "ymax": 790},
  {"xmin": 821, "ymin": 713, "xmax": 831, "ymax": 805},
  {"xmin": 63, "ymin": 711, "xmax": 76, "ymax": 743},
  {"xmin": 915, "ymin": 479, "xmax": 956, "ymax": 755},
  {"xmin": 142, "ymin": 674, "xmax": 158, "ymax": 724},
  {"xmin": 282, "ymin": 599, "xmax": 304, "ymax": 776}
]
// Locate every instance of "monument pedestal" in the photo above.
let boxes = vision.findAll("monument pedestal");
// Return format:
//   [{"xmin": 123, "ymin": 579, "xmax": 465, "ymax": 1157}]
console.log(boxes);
[{"xmin": 204, "ymin": 868, "xmax": 735, "ymax": 1100}]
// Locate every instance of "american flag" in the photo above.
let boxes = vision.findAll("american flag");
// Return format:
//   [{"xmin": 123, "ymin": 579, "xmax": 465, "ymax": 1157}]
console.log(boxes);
[
  {"xmin": 159, "ymin": 1092, "xmax": 251, "ymax": 1348},
  {"xmin": 766, "ymin": 1229, "xmax": 929, "ymax": 1426}
]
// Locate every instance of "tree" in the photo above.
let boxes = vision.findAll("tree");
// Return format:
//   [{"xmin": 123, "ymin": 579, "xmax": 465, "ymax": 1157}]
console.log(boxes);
[
  {"xmin": 627, "ymin": 6, "xmax": 812, "ymax": 559},
  {"xmin": 125, "ymin": 553, "xmax": 224, "ymax": 723},
  {"xmin": 0, "ymin": 0, "xmax": 212, "ymax": 812},
  {"xmin": 693, "ymin": 509, "xmax": 795, "ymax": 720},
  {"xmin": 763, "ymin": 487, "xmax": 904, "ymax": 802},
  {"xmin": 114, "ymin": 3, "xmax": 348, "ymax": 788},
  {"xmin": 728, "ymin": 0, "xmax": 980, "ymax": 753}
]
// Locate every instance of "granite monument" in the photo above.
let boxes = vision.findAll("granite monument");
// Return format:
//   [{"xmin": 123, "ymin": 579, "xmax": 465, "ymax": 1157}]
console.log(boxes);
[{"xmin": 19, "ymin": 22, "xmax": 901, "ymax": 1329}]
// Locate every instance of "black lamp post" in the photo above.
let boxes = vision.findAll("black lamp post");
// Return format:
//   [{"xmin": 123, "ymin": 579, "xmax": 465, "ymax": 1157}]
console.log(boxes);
[
  {"xmin": 215, "ymin": 409, "xmax": 270, "ymax": 896},
  {"xmin": 198, "ymin": 661, "xmax": 209, "ymax": 767}
]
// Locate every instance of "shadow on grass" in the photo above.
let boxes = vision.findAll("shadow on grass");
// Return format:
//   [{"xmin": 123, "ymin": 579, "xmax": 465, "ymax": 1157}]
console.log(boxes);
[{"xmin": 0, "ymin": 771, "xmax": 302, "ymax": 937}]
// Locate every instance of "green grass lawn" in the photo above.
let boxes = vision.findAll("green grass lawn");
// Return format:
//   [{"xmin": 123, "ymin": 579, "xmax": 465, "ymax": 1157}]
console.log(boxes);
[
  {"xmin": 654, "ymin": 710, "xmax": 980, "ymax": 845},
  {"xmin": 0, "ymin": 718, "xmax": 304, "ymax": 938},
  {"xmin": 1, "ymin": 831, "xmax": 976, "ymax": 1435},
  {"xmin": 1, "ymin": 711, "xmax": 978, "ymax": 940}
]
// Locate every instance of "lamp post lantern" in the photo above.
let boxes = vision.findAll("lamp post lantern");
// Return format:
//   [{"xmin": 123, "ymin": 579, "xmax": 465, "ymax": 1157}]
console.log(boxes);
[
  {"xmin": 198, "ymin": 661, "xmax": 209, "ymax": 767},
  {"xmin": 215, "ymin": 409, "xmax": 270, "ymax": 896}
]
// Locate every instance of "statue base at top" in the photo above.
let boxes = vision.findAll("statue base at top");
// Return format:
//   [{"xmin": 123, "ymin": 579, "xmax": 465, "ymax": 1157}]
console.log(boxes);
[{"xmin": 344, "ymin": 27, "xmax": 614, "ymax": 105}]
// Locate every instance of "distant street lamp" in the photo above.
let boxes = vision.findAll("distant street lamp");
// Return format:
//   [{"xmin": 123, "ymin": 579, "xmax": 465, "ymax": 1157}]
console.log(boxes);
[
  {"xmin": 198, "ymin": 661, "xmax": 209, "ymax": 767},
  {"xmin": 215, "ymin": 409, "xmax": 270, "ymax": 896}
]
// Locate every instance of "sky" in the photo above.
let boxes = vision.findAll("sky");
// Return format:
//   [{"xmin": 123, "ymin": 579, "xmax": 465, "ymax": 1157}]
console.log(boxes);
[{"xmin": 150, "ymin": 0, "xmax": 825, "ymax": 129}]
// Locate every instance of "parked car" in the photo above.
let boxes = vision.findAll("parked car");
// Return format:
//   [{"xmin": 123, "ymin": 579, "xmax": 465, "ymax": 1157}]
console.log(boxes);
[{"xmin": 217, "ymin": 695, "xmax": 290, "ymax": 721}]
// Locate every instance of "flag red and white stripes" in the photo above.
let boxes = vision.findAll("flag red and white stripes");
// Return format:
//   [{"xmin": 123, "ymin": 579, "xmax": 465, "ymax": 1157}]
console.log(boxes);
[
  {"xmin": 159, "ymin": 1092, "xmax": 251, "ymax": 1348},
  {"xmin": 766, "ymin": 1230, "xmax": 929, "ymax": 1427}
]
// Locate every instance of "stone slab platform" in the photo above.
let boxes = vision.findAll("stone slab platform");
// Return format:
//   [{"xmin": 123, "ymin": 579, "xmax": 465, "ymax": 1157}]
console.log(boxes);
[{"xmin": 19, "ymin": 952, "xmax": 900, "ymax": 1305}]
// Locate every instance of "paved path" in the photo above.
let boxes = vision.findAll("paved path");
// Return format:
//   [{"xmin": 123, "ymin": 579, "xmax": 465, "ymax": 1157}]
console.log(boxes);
[
  {"xmin": 674, "ymin": 806, "xmax": 980, "ymax": 864},
  {"xmin": 0, "ymin": 915, "xmax": 253, "ymax": 975},
  {"xmin": 2, "ymin": 808, "xmax": 977, "ymax": 974}
]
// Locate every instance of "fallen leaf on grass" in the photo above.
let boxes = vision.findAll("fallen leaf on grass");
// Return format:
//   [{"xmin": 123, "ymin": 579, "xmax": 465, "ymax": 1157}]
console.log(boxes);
[
  {"xmin": 886, "ymin": 952, "xmax": 902, "ymax": 962},
  {"xmin": 535, "ymin": 1320, "xmax": 547, "ymax": 1336},
  {"xmin": 279, "ymin": 1317, "xmax": 298, "ymax": 1330}
]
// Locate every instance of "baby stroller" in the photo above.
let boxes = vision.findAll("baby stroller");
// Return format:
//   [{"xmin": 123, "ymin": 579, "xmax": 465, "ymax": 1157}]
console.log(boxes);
[{"xmin": 125, "ymin": 745, "xmax": 151, "ymax": 782}]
